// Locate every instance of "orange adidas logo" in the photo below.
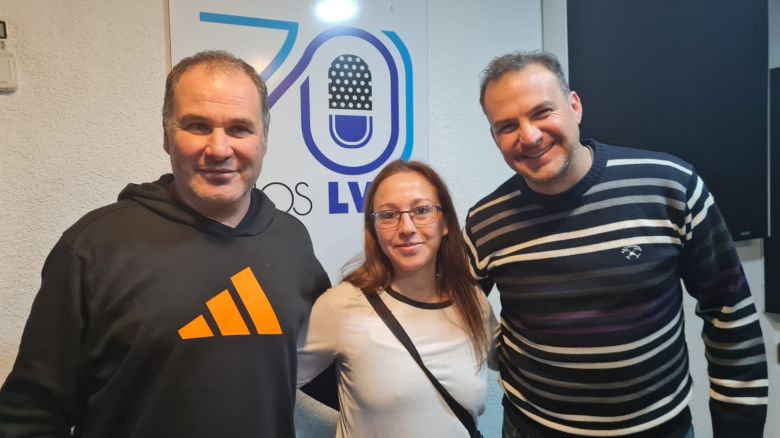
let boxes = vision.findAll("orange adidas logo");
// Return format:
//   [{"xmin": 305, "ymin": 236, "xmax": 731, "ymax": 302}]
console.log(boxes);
[{"xmin": 178, "ymin": 267, "xmax": 282, "ymax": 339}]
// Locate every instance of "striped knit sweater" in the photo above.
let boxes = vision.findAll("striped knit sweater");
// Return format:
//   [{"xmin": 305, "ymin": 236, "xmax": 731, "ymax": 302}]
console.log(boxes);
[{"xmin": 463, "ymin": 140, "xmax": 767, "ymax": 437}]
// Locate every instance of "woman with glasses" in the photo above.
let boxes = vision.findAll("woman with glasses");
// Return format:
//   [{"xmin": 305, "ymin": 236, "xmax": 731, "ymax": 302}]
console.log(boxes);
[{"xmin": 298, "ymin": 160, "xmax": 496, "ymax": 437}]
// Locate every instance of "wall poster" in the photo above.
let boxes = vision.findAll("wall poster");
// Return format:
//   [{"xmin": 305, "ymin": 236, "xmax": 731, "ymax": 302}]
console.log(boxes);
[{"xmin": 169, "ymin": 0, "xmax": 428, "ymax": 278}]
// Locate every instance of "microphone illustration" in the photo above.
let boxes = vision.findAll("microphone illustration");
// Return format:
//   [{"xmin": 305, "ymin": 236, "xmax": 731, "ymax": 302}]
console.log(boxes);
[{"xmin": 328, "ymin": 54, "xmax": 373, "ymax": 149}]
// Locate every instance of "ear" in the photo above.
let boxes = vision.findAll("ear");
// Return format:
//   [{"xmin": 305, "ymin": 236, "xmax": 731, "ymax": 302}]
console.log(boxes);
[
  {"xmin": 569, "ymin": 91, "xmax": 583, "ymax": 125},
  {"xmin": 260, "ymin": 133, "xmax": 268, "ymax": 158},
  {"xmin": 163, "ymin": 135, "xmax": 170, "ymax": 154}
]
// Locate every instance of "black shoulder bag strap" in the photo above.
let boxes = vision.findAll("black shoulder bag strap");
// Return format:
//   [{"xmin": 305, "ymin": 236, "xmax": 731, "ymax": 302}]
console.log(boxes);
[{"xmin": 362, "ymin": 289, "xmax": 482, "ymax": 438}]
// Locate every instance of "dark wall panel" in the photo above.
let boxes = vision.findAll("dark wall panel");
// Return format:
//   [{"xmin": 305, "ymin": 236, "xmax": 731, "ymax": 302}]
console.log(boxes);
[
  {"xmin": 767, "ymin": 67, "xmax": 779, "ymax": 314},
  {"xmin": 567, "ymin": 0, "xmax": 768, "ymax": 241}
]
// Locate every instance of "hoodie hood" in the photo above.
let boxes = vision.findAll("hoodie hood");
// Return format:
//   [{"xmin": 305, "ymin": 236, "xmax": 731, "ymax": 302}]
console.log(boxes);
[{"xmin": 117, "ymin": 174, "xmax": 276, "ymax": 237}]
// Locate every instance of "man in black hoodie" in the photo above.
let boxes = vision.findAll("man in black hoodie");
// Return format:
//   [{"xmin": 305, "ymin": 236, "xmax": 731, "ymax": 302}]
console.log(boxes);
[{"xmin": 0, "ymin": 50, "xmax": 331, "ymax": 437}]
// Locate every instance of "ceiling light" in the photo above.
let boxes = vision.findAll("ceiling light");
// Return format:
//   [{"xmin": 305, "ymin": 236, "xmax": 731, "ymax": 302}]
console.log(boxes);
[{"xmin": 315, "ymin": 0, "xmax": 358, "ymax": 23}]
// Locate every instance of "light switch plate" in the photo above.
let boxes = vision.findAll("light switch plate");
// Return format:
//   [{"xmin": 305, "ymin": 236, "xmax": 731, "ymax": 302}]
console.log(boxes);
[
  {"xmin": 0, "ymin": 18, "xmax": 17, "ymax": 92},
  {"xmin": 0, "ymin": 54, "xmax": 17, "ymax": 92}
]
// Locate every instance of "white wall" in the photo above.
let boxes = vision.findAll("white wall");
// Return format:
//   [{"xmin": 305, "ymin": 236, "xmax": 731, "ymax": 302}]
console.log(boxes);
[
  {"xmin": 0, "ymin": 0, "xmax": 169, "ymax": 373},
  {"xmin": 0, "ymin": 1, "xmax": 776, "ymax": 437}
]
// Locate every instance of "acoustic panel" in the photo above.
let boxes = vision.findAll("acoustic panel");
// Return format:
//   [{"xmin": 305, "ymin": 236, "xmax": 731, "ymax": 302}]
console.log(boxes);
[{"xmin": 567, "ymin": 0, "xmax": 768, "ymax": 241}]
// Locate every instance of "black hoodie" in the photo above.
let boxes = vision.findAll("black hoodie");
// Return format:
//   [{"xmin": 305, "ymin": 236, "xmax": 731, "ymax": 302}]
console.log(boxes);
[{"xmin": 0, "ymin": 174, "xmax": 330, "ymax": 437}]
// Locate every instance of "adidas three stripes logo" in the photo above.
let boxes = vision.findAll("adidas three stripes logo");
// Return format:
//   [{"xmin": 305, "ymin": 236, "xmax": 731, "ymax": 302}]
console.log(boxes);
[{"xmin": 178, "ymin": 267, "xmax": 282, "ymax": 339}]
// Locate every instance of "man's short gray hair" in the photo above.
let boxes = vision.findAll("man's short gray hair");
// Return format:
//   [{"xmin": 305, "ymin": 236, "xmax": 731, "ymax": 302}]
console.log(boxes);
[
  {"xmin": 162, "ymin": 50, "xmax": 270, "ymax": 135},
  {"xmin": 479, "ymin": 51, "xmax": 570, "ymax": 110}
]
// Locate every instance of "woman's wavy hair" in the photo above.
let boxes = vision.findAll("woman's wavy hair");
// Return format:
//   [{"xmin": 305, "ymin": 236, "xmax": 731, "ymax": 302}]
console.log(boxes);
[{"xmin": 344, "ymin": 160, "xmax": 488, "ymax": 363}]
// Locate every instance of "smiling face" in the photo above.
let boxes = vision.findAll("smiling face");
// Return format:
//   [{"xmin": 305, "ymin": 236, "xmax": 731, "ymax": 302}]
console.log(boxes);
[
  {"xmin": 164, "ymin": 64, "xmax": 266, "ymax": 226},
  {"xmin": 483, "ymin": 64, "xmax": 591, "ymax": 195},
  {"xmin": 371, "ymin": 171, "xmax": 449, "ymax": 279}
]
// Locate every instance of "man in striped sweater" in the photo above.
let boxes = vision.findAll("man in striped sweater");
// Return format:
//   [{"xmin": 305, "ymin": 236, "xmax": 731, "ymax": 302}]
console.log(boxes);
[{"xmin": 464, "ymin": 51, "xmax": 768, "ymax": 437}]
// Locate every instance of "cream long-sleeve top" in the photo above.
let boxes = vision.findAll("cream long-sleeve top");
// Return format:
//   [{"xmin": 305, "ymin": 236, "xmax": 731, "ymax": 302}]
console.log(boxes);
[{"xmin": 297, "ymin": 281, "xmax": 497, "ymax": 438}]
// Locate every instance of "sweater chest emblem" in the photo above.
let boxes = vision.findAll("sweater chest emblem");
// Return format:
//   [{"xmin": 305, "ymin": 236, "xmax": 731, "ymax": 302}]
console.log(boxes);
[
  {"xmin": 620, "ymin": 245, "xmax": 642, "ymax": 260},
  {"xmin": 177, "ymin": 267, "xmax": 283, "ymax": 339}
]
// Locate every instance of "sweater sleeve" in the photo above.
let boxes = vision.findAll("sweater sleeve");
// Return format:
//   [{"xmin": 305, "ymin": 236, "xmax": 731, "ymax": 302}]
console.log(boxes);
[
  {"xmin": 0, "ymin": 238, "xmax": 86, "ymax": 437},
  {"xmin": 296, "ymin": 285, "xmax": 343, "ymax": 388},
  {"xmin": 463, "ymin": 221, "xmax": 495, "ymax": 295},
  {"xmin": 679, "ymin": 171, "xmax": 768, "ymax": 438}
]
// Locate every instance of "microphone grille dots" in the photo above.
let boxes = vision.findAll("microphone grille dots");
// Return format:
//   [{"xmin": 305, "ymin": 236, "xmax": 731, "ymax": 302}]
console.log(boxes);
[{"xmin": 329, "ymin": 54, "xmax": 372, "ymax": 111}]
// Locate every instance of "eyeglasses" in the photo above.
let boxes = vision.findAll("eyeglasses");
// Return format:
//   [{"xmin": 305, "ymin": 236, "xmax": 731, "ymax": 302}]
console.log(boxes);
[{"xmin": 371, "ymin": 205, "xmax": 443, "ymax": 229}]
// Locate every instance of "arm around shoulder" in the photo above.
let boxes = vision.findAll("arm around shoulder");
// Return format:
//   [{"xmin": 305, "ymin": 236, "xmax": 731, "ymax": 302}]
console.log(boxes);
[
  {"xmin": 296, "ymin": 283, "xmax": 349, "ymax": 387},
  {"xmin": 476, "ymin": 291, "xmax": 500, "ymax": 371}
]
